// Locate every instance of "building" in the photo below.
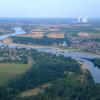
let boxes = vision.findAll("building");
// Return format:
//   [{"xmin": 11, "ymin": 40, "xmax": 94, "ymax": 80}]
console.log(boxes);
[
  {"xmin": 78, "ymin": 17, "xmax": 81, "ymax": 23},
  {"xmin": 82, "ymin": 17, "xmax": 88, "ymax": 23}
]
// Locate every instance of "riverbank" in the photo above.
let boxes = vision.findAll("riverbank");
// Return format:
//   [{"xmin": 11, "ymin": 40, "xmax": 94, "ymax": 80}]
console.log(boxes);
[
  {"xmin": 2, "ymin": 37, "xmax": 100, "ymax": 58},
  {"xmin": 0, "ymin": 27, "xmax": 100, "ymax": 83}
]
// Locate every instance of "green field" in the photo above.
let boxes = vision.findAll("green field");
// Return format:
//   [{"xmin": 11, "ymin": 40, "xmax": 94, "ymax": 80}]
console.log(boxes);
[{"xmin": 0, "ymin": 63, "xmax": 31, "ymax": 86}]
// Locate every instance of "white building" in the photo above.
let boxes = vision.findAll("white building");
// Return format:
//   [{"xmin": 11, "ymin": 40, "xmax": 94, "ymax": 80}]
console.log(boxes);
[
  {"xmin": 82, "ymin": 17, "xmax": 88, "ymax": 23},
  {"xmin": 78, "ymin": 17, "xmax": 81, "ymax": 23}
]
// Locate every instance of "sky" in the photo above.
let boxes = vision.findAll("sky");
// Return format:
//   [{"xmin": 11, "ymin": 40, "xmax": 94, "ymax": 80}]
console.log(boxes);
[{"xmin": 0, "ymin": 0, "xmax": 100, "ymax": 18}]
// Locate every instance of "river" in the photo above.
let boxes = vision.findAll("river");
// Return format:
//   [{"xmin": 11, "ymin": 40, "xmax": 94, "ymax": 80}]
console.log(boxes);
[
  {"xmin": 0, "ymin": 27, "xmax": 26, "ymax": 40},
  {"xmin": 37, "ymin": 48, "xmax": 100, "ymax": 83},
  {"xmin": 0, "ymin": 27, "xmax": 100, "ymax": 83}
]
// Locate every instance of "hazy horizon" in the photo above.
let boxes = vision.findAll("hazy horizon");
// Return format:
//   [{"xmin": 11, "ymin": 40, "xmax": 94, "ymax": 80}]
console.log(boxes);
[{"xmin": 0, "ymin": 0, "xmax": 100, "ymax": 18}]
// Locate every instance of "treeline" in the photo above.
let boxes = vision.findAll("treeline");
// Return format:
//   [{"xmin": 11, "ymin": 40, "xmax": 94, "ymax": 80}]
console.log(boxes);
[
  {"xmin": 14, "ymin": 74, "xmax": 100, "ymax": 100},
  {"xmin": 61, "ymin": 26, "xmax": 99, "ymax": 34},
  {"xmin": 0, "ymin": 49, "xmax": 99, "ymax": 100},
  {"xmin": 0, "ymin": 49, "xmax": 83, "ymax": 100},
  {"xmin": 92, "ymin": 58, "xmax": 100, "ymax": 69},
  {"xmin": 0, "ymin": 26, "xmax": 14, "ymax": 35},
  {"xmin": 12, "ymin": 36, "xmax": 67, "ymax": 45},
  {"xmin": 81, "ymin": 38, "xmax": 100, "ymax": 43}
]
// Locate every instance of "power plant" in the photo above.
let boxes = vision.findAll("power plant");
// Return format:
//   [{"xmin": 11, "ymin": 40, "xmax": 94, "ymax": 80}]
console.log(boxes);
[{"xmin": 78, "ymin": 17, "xmax": 88, "ymax": 23}]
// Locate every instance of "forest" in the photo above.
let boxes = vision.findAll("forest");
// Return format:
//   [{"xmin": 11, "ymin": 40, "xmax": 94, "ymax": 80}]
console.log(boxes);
[
  {"xmin": 0, "ymin": 48, "xmax": 100, "ymax": 100},
  {"xmin": 92, "ymin": 58, "xmax": 100, "ymax": 69},
  {"xmin": 12, "ymin": 36, "xmax": 69, "ymax": 46}
]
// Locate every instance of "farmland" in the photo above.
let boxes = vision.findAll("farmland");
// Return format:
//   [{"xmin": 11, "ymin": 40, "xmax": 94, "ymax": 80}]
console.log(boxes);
[
  {"xmin": 17, "ymin": 32, "xmax": 45, "ymax": 38},
  {"xmin": 17, "ymin": 32, "xmax": 65, "ymax": 39},
  {"xmin": 47, "ymin": 33, "xmax": 64, "ymax": 38},
  {"xmin": 0, "ymin": 56, "xmax": 33, "ymax": 86},
  {"xmin": 0, "ymin": 63, "xmax": 30, "ymax": 86}
]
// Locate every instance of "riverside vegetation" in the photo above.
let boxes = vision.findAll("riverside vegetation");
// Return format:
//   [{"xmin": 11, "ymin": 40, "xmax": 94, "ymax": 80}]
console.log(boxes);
[{"xmin": 0, "ymin": 47, "xmax": 100, "ymax": 100}]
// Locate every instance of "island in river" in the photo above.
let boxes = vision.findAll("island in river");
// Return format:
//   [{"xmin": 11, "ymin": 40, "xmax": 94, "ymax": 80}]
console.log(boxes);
[{"xmin": 0, "ymin": 27, "xmax": 100, "ymax": 83}]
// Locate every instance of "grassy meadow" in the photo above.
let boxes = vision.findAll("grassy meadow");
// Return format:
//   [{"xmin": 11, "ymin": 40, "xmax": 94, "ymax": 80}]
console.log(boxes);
[{"xmin": 0, "ymin": 63, "xmax": 31, "ymax": 86}]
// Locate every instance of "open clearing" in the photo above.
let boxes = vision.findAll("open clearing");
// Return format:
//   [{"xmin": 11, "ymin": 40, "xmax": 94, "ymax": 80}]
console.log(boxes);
[
  {"xmin": 0, "ymin": 58, "xmax": 33, "ymax": 86},
  {"xmin": 21, "ymin": 83, "xmax": 51, "ymax": 97},
  {"xmin": 0, "ymin": 64, "xmax": 29, "ymax": 86},
  {"xmin": 17, "ymin": 32, "xmax": 65, "ymax": 39},
  {"xmin": 17, "ymin": 32, "xmax": 45, "ymax": 38},
  {"xmin": 47, "ymin": 33, "xmax": 64, "ymax": 38}
]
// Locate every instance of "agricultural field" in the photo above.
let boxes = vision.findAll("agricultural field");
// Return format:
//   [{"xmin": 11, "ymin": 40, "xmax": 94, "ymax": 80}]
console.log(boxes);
[
  {"xmin": 17, "ymin": 32, "xmax": 65, "ymax": 39},
  {"xmin": 19, "ymin": 32, "xmax": 45, "ymax": 38},
  {"xmin": 47, "ymin": 33, "xmax": 64, "ymax": 39},
  {"xmin": 0, "ymin": 63, "xmax": 31, "ymax": 86}
]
